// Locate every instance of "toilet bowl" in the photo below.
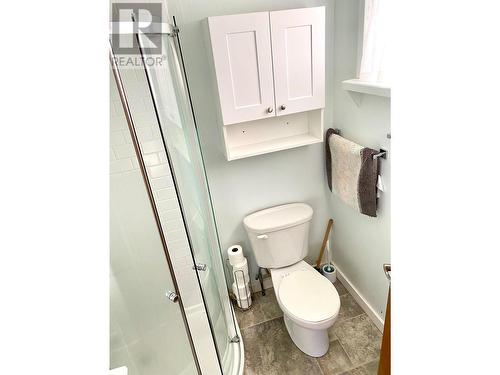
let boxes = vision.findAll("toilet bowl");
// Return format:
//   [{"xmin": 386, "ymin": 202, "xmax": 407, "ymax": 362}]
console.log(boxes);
[
  {"xmin": 270, "ymin": 260, "xmax": 340, "ymax": 357},
  {"xmin": 243, "ymin": 203, "xmax": 341, "ymax": 357}
]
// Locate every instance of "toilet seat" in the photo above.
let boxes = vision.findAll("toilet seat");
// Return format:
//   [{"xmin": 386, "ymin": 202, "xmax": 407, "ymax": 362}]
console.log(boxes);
[{"xmin": 277, "ymin": 270, "xmax": 340, "ymax": 328}]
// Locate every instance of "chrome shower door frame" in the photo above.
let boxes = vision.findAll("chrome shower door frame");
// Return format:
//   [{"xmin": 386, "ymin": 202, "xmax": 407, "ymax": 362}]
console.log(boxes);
[{"xmin": 110, "ymin": 45, "xmax": 202, "ymax": 375}]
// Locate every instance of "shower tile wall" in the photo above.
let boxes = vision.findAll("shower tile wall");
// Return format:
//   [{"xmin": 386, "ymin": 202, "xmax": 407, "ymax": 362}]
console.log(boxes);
[
  {"xmin": 110, "ymin": 69, "xmax": 202, "ymax": 309},
  {"xmin": 110, "ymin": 69, "xmax": 205, "ymax": 374}
]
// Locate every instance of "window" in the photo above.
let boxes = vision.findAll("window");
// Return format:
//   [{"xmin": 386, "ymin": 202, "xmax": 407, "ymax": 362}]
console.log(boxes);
[{"xmin": 359, "ymin": 0, "xmax": 390, "ymax": 84}]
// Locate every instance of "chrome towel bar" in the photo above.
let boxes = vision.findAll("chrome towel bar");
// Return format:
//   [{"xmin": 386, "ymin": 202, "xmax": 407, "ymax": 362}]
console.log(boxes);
[
  {"xmin": 373, "ymin": 149, "xmax": 387, "ymax": 160},
  {"xmin": 331, "ymin": 128, "xmax": 388, "ymax": 160}
]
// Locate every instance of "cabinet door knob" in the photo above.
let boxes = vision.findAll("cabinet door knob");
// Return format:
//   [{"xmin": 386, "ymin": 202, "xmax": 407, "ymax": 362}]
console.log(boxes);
[
  {"xmin": 280, "ymin": 104, "xmax": 286, "ymax": 110},
  {"xmin": 267, "ymin": 107, "xmax": 274, "ymax": 113}
]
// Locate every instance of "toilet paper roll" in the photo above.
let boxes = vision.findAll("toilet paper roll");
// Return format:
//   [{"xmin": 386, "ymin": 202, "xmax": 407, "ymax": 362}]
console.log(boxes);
[
  {"xmin": 227, "ymin": 245, "xmax": 244, "ymax": 266},
  {"xmin": 232, "ymin": 282, "xmax": 251, "ymax": 300},
  {"xmin": 233, "ymin": 268, "xmax": 250, "ymax": 285},
  {"xmin": 237, "ymin": 295, "xmax": 252, "ymax": 309},
  {"xmin": 232, "ymin": 258, "xmax": 249, "ymax": 284},
  {"xmin": 232, "ymin": 258, "xmax": 248, "ymax": 273}
]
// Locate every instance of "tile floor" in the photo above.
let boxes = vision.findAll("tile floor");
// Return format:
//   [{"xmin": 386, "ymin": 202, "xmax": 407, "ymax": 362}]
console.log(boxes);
[{"xmin": 234, "ymin": 280, "xmax": 382, "ymax": 375}]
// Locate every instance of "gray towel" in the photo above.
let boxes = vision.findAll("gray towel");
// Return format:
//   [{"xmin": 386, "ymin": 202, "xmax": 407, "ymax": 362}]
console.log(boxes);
[{"xmin": 325, "ymin": 129, "xmax": 378, "ymax": 217}]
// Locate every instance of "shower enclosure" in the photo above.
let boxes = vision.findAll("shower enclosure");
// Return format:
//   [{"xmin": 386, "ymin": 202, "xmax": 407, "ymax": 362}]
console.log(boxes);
[{"xmin": 109, "ymin": 11, "xmax": 243, "ymax": 375}]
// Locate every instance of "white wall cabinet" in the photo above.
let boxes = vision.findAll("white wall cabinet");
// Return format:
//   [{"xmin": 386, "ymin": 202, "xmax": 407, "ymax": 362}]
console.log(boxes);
[
  {"xmin": 270, "ymin": 7, "xmax": 325, "ymax": 116},
  {"xmin": 207, "ymin": 7, "xmax": 325, "ymax": 160},
  {"xmin": 208, "ymin": 12, "xmax": 276, "ymax": 125}
]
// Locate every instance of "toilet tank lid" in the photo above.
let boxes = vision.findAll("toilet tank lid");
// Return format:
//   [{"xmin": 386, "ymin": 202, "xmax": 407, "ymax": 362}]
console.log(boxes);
[{"xmin": 243, "ymin": 203, "xmax": 313, "ymax": 234}]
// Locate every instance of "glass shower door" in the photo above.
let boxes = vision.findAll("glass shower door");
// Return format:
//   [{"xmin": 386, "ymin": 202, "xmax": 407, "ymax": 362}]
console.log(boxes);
[
  {"xmin": 110, "ymin": 66, "xmax": 199, "ymax": 374},
  {"xmin": 136, "ymin": 26, "xmax": 239, "ymax": 374}
]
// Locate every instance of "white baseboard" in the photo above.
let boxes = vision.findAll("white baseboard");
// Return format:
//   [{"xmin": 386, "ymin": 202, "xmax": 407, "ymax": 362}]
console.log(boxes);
[{"xmin": 335, "ymin": 266, "xmax": 384, "ymax": 332}]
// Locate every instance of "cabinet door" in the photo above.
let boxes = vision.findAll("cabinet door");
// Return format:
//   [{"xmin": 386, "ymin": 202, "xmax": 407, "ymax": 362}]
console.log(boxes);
[
  {"xmin": 270, "ymin": 7, "xmax": 325, "ymax": 116},
  {"xmin": 208, "ymin": 12, "xmax": 276, "ymax": 125}
]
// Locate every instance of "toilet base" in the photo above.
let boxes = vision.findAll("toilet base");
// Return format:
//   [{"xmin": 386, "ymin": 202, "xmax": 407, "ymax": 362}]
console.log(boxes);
[{"xmin": 283, "ymin": 314, "xmax": 330, "ymax": 357}]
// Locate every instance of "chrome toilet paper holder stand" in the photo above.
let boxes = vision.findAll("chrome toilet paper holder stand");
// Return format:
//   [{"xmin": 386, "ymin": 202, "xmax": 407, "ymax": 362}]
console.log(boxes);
[{"xmin": 225, "ymin": 258, "xmax": 254, "ymax": 311}]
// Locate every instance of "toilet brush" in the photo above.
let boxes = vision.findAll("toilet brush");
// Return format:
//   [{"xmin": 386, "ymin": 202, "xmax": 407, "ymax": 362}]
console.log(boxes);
[
  {"xmin": 321, "ymin": 239, "xmax": 337, "ymax": 283},
  {"xmin": 325, "ymin": 244, "xmax": 334, "ymax": 272},
  {"xmin": 315, "ymin": 219, "xmax": 334, "ymax": 271},
  {"xmin": 314, "ymin": 219, "xmax": 336, "ymax": 282}
]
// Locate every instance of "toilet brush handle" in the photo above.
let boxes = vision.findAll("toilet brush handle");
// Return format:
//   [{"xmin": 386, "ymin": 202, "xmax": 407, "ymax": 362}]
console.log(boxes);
[{"xmin": 315, "ymin": 219, "xmax": 334, "ymax": 269}]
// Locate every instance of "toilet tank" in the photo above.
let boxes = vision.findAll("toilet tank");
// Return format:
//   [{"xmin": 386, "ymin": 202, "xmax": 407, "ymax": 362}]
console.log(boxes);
[{"xmin": 243, "ymin": 203, "xmax": 313, "ymax": 269}]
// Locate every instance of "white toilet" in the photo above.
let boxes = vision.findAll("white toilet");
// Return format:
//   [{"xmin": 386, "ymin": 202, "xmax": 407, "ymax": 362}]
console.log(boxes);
[{"xmin": 243, "ymin": 203, "xmax": 340, "ymax": 357}]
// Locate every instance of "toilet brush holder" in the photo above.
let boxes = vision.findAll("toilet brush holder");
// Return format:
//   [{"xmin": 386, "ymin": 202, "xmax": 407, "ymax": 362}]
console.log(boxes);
[{"xmin": 322, "ymin": 263, "xmax": 337, "ymax": 283}]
